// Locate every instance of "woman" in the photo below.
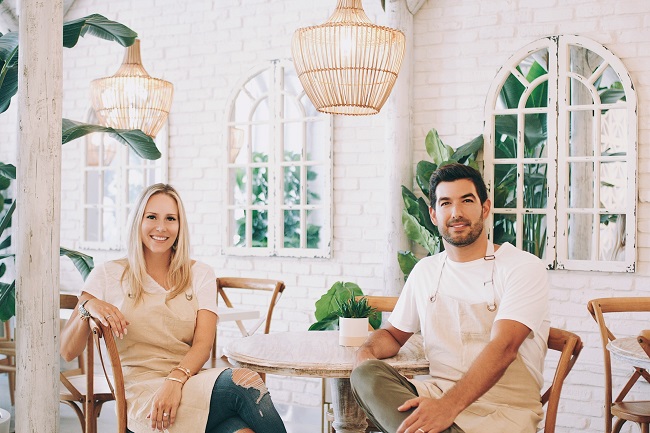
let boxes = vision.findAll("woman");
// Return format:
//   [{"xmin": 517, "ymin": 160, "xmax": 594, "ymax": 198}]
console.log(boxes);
[{"xmin": 61, "ymin": 183, "xmax": 287, "ymax": 433}]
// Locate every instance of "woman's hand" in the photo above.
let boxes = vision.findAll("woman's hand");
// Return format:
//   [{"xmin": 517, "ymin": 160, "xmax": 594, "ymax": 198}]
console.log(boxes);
[
  {"xmin": 148, "ymin": 380, "xmax": 183, "ymax": 431},
  {"xmin": 82, "ymin": 297, "xmax": 129, "ymax": 339}
]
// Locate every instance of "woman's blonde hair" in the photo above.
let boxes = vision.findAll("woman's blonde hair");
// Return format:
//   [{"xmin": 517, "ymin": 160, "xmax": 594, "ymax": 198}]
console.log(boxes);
[{"xmin": 121, "ymin": 183, "xmax": 192, "ymax": 303}]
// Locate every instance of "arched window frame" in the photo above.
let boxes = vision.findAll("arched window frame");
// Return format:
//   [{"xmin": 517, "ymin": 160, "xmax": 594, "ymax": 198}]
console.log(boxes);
[
  {"xmin": 223, "ymin": 59, "xmax": 333, "ymax": 258},
  {"xmin": 80, "ymin": 109, "xmax": 169, "ymax": 250},
  {"xmin": 483, "ymin": 35, "xmax": 637, "ymax": 272}
]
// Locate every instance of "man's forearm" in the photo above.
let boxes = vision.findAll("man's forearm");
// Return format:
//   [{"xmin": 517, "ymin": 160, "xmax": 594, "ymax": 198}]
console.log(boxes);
[{"xmin": 355, "ymin": 328, "xmax": 403, "ymax": 364}]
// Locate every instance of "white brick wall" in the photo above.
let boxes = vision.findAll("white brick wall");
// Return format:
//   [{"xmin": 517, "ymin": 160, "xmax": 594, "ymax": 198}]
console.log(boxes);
[{"xmin": 2, "ymin": 0, "xmax": 650, "ymax": 431}]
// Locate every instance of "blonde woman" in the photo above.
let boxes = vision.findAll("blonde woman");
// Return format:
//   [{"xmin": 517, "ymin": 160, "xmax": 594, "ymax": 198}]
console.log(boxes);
[{"xmin": 61, "ymin": 184, "xmax": 286, "ymax": 433}]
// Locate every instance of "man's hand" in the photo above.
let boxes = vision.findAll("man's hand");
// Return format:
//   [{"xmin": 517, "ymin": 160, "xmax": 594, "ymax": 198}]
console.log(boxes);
[{"xmin": 396, "ymin": 396, "xmax": 458, "ymax": 433}]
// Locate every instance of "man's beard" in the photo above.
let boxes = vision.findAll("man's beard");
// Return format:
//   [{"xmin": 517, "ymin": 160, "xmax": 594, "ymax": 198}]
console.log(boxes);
[{"xmin": 440, "ymin": 215, "xmax": 484, "ymax": 247}]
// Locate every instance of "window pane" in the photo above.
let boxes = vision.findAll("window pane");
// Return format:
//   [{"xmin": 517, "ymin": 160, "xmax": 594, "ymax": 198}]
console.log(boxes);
[
  {"xmin": 251, "ymin": 124, "xmax": 270, "ymax": 155},
  {"xmin": 523, "ymin": 163, "xmax": 547, "ymax": 209},
  {"xmin": 568, "ymin": 162, "xmax": 594, "ymax": 208},
  {"xmin": 600, "ymin": 214, "xmax": 625, "ymax": 261},
  {"xmin": 523, "ymin": 213, "xmax": 546, "ymax": 259},
  {"xmin": 307, "ymin": 165, "xmax": 324, "ymax": 206},
  {"xmin": 568, "ymin": 110, "xmax": 595, "ymax": 157},
  {"xmin": 284, "ymin": 94, "xmax": 304, "ymax": 120},
  {"xmin": 230, "ymin": 167, "xmax": 247, "ymax": 206},
  {"xmin": 283, "ymin": 165, "xmax": 301, "ymax": 205},
  {"xmin": 306, "ymin": 209, "xmax": 324, "ymax": 249},
  {"xmin": 251, "ymin": 210, "xmax": 268, "ymax": 247},
  {"xmin": 229, "ymin": 127, "xmax": 246, "ymax": 164},
  {"xmin": 601, "ymin": 108, "xmax": 627, "ymax": 156},
  {"xmin": 494, "ymin": 115, "xmax": 517, "ymax": 159},
  {"xmin": 306, "ymin": 120, "xmax": 330, "ymax": 161},
  {"xmin": 86, "ymin": 171, "xmax": 100, "ymax": 204},
  {"xmin": 494, "ymin": 164, "xmax": 517, "ymax": 208},
  {"xmin": 85, "ymin": 208, "xmax": 100, "ymax": 242},
  {"xmin": 230, "ymin": 209, "xmax": 246, "ymax": 247},
  {"xmin": 283, "ymin": 210, "xmax": 300, "ymax": 248},
  {"xmin": 524, "ymin": 113, "xmax": 547, "ymax": 158},
  {"xmin": 284, "ymin": 122, "xmax": 304, "ymax": 156},
  {"xmin": 493, "ymin": 213, "xmax": 516, "ymax": 246},
  {"xmin": 251, "ymin": 167, "xmax": 268, "ymax": 205},
  {"xmin": 526, "ymin": 79, "xmax": 547, "ymax": 108},
  {"xmin": 103, "ymin": 209, "xmax": 117, "ymax": 244},
  {"xmin": 569, "ymin": 45, "xmax": 603, "ymax": 77},
  {"xmin": 600, "ymin": 161, "xmax": 626, "ymax": 209},
  {"xmin": 252, "ymin": 96, "xmax": 270, "ymax": 123},
  {"xmin": 567, "ymin": 213, "xmax": 593, "ymax": 260}
]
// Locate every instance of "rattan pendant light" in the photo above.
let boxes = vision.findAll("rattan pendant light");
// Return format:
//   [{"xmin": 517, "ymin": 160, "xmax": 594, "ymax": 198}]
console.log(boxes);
[
  {"xmin": 90, "ymin": 39, "xmax": 173, "ymax": 138},
  {"xmin": 291, "ymin": 0, "xmax": 405, "ymax": 116}
]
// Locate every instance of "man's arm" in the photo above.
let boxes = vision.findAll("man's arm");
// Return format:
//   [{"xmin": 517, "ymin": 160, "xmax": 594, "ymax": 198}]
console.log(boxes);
[
  {"xmin": 353, "ymin": 324, "xmax": 413, "ymax": 369},
  {"xmin": 396, "ymin": 319, "xmax": 530, "ymax": 433}
]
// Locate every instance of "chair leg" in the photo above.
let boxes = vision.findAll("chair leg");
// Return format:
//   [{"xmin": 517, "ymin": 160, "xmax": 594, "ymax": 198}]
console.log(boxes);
[
  {"xmin": 62, "ymin": 401, "xmax": 86, "ymax": 433},
  {"xmin": 8, "ymin": 370, "xmax": 14, "ymax": 406},
  {"xmin": 641, "ymin": 422, "xmax": 649, "ymax": 433},
  {"xmin": 613, "ymin": 418, "xmax": 626, "ymax": 433}
]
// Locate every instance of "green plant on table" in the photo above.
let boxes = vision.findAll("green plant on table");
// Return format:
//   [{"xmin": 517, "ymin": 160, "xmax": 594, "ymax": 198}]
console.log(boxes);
[{"xmin": 309, "ymin": 281, "xmax": 381, "ymax": 331}]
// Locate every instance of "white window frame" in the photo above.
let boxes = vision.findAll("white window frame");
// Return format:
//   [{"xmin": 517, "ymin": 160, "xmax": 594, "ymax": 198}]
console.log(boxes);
[
  {"xmin": 223, "ymin": 59, "xmax": 333, "ymax": 258},
  {"xmin": 483, "ymin": 35, "xmax": 637, "ymax": 272},
  {"xmin": 80, "ymin": 109, "xmax": 169, "ymax": 250}
]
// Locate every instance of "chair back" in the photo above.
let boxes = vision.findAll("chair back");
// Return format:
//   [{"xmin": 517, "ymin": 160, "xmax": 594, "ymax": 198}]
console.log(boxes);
[
  {"xmin": 588, "ymin": 297, "xmax": 650, "ymax": 433},
  {"xmin": 89, "ymin": 317, "xmax": 127, "ymax": 433},
  {"xmin": 59, "ymin": 294, "xmax": 119, "ymax": 433},
  {"xmin": 216, "ymin": 277, "xmax": 286, "ymax": 336},
  {"xmin": 360, "ymin": 295, "xmax": 398, "ymax": 313},
  {"xmin": 542, "ymin": 327, "xmax": 583, "ymax": 433}
]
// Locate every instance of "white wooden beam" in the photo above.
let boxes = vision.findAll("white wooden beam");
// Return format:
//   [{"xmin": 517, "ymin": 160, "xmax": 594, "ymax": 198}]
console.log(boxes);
[{"xmin": 15, "ymin": 0, "xmax": 63, "ymax": 431}]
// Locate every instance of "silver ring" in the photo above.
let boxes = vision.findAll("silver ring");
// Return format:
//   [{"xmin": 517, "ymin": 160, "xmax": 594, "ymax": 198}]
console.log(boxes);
[
  {"xmin": 105, "ymin": 315, "xmax": 113, "ymax": 319},
  {"xmin": 163, "ymin": 413, "xmax": 168, "ymax": 417},
  {"xmin": 417, "ymin": 429, "xmax": 425, "ymax": 433}
]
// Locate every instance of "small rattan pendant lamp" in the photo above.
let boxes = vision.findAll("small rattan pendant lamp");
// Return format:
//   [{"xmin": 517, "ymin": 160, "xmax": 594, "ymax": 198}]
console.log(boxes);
[
  {"xmin": 90, "ymin": 39, "xmax": 173, "ymax": 138},
  {"xmin": 291, "ymin": 0, "xmax": 405, "ymax": 116}
]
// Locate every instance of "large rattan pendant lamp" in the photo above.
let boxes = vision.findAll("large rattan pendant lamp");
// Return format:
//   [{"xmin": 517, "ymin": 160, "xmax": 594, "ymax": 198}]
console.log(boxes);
[
  {"xmin": 291, "ymin": 0, "xmax": 405, "ymax": 116},
  {"xmin": 90, "ymin": 39, "xmax": 173, "ymax": 138}
]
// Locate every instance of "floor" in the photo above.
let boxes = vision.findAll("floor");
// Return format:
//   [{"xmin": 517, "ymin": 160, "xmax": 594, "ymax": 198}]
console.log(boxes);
[{"xmin": 0, "ymin": 373, "xmax": 322, "ymax": 433}]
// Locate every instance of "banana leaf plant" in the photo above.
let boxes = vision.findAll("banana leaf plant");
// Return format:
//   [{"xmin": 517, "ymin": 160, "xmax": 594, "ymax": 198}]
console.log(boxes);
[
  {"xmin": 398, "ymin": 129, "xmax": 483, "ymax": 280},
  {"xmin": 309, "ymin": 281, "xmax": 381, "ymax": 331},
  {"xmin": 0, "ymin": 14, "xmax": 162, "ymax": 320}
]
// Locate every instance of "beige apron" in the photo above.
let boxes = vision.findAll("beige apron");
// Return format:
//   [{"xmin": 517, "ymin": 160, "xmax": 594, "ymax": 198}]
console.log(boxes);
[
  {"xmin": 116, "ymin": 280, "xmax": 225, "ymax": 433},
  {"xmin": 410, "ymin": 246, "xmax": 543, "ymax": 433}
]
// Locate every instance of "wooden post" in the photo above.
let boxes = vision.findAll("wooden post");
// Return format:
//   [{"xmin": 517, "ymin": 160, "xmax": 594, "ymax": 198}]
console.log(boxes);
[
  {"xmin": 15, "ymin": 0, "xmax": 63, "ymax": 432},
  {"xmin": 382, "ymin": 0, "xmax": 424, "ymax": 296}
]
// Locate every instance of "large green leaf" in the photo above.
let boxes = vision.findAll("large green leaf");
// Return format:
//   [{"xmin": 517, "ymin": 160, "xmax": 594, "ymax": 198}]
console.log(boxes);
[
  {"xmin": 60, "ymin": 247, "xmax": 94, "ymax": 280},
  {"xmin": 0, "ymin": 31, "xmax": 18, "ymax": 67},
  {"xmin": 62, "ymin": 119, "xmax": 161, "ymax": 160},
  {"xmin": 415, "ymin": 160, "xmax": 436, "ymax": 197},
  {"xmin": 397, "ymin": 251, "xmax": 419, "ymax": 281},
  {"xmin": 402, "ymin": 209, "xmax": 439, "ymax": 255},
  {"xmin": 0, "ymin": 32, "xmax": 19, "ymax": 113},
  {"xmin": 313, "ymin": 282, "xmax": 363, "ymax": 322},
  {"xmin": 308, "ymin": 312, "xmax": 339, "ymax": 331},
  {"xmin": 0, "ymin": 200, "xmax": 14, "ymax": 237},
  {"xmin": 0, "ymin": 163, "xmax": 15, "ymax": 180},
  {"xmin": 424, "ymin": 129, "xmax": 454, "ymax": 165},
  {"xmin": 451, "ymin": 134, "xmax": 484, "ymax": 164},
  {"xmin": 0, "ymin": 281, "xmax": 14, "ymax": 322},
  {"xmin": 63, "ymin": 14, "xmax": 137, "ymax": 48}
]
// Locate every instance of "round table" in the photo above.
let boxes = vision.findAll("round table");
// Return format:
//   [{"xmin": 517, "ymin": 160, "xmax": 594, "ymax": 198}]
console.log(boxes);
[
  {"xmin": 608, "ymin": 336, "xmax": 650, "ymax": 370},
  {"xmin": 224, "ymin": 330, "xmax": 429, "ymax": 433}
]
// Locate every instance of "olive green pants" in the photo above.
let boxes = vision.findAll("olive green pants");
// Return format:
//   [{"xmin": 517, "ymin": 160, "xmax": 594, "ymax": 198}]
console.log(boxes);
[{"xmin": 350, "ymin": 360, "xmax": 465, "ymax": 433}]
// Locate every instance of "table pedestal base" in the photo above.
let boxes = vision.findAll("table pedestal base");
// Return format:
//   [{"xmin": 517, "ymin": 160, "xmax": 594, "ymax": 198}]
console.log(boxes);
[{"xmin": 329, "ymin": 377, "xmax": 368, "ymax": 433}]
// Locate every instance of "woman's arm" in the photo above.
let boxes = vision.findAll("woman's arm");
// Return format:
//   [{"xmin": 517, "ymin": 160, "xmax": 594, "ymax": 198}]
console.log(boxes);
[
  {"xmin": 149, "ymin": 309, "xmax": 217, "ymax": 430},
  {"xmin": 60, "ymin": 291, "xmax": 129, "ymax": 362}
]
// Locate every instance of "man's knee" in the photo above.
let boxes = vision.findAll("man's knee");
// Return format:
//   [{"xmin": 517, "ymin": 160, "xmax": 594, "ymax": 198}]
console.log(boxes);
[{"xmin": 351, "ymin": 359, "xmax": 392, "ymax": 398}]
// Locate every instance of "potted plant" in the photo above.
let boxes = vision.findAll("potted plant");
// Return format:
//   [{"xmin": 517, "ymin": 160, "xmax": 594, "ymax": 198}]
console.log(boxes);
[
  {"xmin": 335, "ymin": 296, "xmax": 376, "ymax": 346},
  {"xmin": 309, "ymin": 282, "xmax": 381, "ymax": 346}
]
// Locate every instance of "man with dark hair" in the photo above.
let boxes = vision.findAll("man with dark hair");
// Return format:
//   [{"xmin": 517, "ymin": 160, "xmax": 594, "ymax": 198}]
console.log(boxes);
[{"xmin": 351, "ymin": 163, "xmax": 550, "ymax": 433}]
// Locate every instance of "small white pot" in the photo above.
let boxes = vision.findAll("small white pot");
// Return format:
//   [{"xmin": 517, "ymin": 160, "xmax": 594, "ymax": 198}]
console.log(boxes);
[
  {"xmin": 339, "ymin": 317, "xmax": 369, "ymax": 347},
  {"xmin": 0, "ymin": 407, "xmax": 10, "ymax": 433}
]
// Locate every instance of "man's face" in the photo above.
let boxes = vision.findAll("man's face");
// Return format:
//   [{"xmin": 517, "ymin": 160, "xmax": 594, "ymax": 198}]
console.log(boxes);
[{"xmin": 429, "ymin": 179, "xmax": 490, "ymax": 247}]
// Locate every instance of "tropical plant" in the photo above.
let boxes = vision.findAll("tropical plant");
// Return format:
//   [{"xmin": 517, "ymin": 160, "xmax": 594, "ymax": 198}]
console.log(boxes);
[
  {"xmin": 0, "ymin": 14, "xmax": 162, "ymax": 320},
  {"xmin": 397, "ymin": 129, "xmax": 483, "ymax": 280},
  {"xmin": 235, "ymin": 150, "xmax": 321, "ymax": 248},
  {"xmin": 309, "ymin": 281, "xmax": 381, "ymax": 330}
]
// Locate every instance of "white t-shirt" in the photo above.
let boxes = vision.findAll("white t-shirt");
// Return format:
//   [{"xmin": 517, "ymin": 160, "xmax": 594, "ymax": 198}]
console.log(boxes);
[
  {"xmin": 82, "ymin": 260, "xmax": 218, "ymax": 315},
  {"xmin": 389, "ymin": 242, "xmax": 550, "ymax": 387}
]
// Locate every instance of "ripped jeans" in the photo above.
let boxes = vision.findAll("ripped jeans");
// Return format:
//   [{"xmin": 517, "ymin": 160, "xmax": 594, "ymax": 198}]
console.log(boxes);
[
  {"xmin": 126, "ymin": 368, "xmax": 286, "ymax": 433},
  {"xmin": 205, "ymin": 368, "xmax": 287, "ymax": 433}
]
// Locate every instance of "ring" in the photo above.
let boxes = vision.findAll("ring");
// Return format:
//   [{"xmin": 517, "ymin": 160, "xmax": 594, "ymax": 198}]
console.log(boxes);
[
  {"xmin": 417, "ymin": 429, "xmax": 425, "ymax": 433},
  {"xmin": 163, "ymin": 413, "xmax": 168, "ymax": 417},
  {"xmin": 105, "ymin": 315, "xmax": 113, "ymax": 319}
]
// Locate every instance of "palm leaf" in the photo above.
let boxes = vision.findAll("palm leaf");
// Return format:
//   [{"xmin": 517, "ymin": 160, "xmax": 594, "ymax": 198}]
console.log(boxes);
[
  {"xmin": 62, "ymin": 119, "xmax": 161, "ymax": 160},
  {"xmin": 397, "ymin": 250, "xmax": 419, "ymax": 281},
  {"xmin": 59, "ymin": 247, "xmax": 94, "ymax": 280},
  {"xmin": 415, "ymin": 160, "xmax": 436, "ymax": 197},
  {"xmin": 0, "ymin": 32, "xmax": 19, "ymax": 113},
  {"xmin": 63, "ymin": 14, "xmax": 137, "ymax": 48},
  {"xmin": 0, "ymin": 281, "xmax": 14, "ymax": 322},
  {"xmin": 402, "ymin": 210, "xmax": 439, "ymax": 255},
  {"xmin": 424, "ymin": 128, "xmax": 454, "ymax": 165},
  {"xmin": 0, "ymin": 200, "xmax": 14, "ymax": 236},
  {"xmin": 451, "ymin": 134, "xmax": 484, "ymax": 164}
]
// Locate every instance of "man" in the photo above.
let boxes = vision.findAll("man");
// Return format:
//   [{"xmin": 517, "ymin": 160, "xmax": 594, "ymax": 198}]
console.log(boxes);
[{"xmin": 351, "ymin": 163, "xmax": 550, "ymax": 433}]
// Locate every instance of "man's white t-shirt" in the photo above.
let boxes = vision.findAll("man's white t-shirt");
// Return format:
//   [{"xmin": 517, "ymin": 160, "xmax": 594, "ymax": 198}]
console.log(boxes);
[{"xmin": 389, "ymin": 242, "xmax": 550, "ymax": 387}]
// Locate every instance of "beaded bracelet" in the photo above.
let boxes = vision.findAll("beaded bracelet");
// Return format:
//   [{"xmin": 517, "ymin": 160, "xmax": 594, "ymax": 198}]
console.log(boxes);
[
  {"xmin": 165, "ymin": 377, "xmax": 185, "ymax": 385},
  {"xmin": 170, "ymin": 365, "xmax": 192, "ymax": 378}
]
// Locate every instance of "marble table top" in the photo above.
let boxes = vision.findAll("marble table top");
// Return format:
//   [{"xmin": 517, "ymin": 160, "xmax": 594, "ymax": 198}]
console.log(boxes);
[
  {"xmin": 608, "ymin": 336, "xmax": 650, "ymax": 370},
  {"xmin": 223, "ymin": 330, "xmax": 429, "ymax": 378}
]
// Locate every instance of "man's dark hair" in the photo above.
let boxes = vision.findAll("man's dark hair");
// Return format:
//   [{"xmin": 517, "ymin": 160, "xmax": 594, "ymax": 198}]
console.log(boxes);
[{"xmin": 428, "ymin": 163, "xmax": 488, "ymax": 205}]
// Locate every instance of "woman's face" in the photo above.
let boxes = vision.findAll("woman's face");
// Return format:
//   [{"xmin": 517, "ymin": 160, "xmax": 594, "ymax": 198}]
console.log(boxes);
[{"xmin": 140, "ymin": 193, "xmax": 180, "ymax": 257}]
